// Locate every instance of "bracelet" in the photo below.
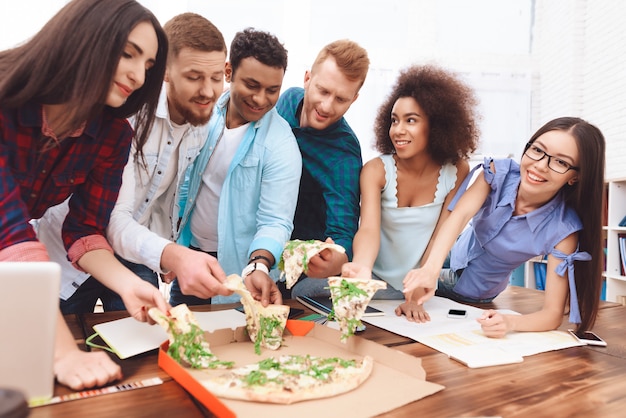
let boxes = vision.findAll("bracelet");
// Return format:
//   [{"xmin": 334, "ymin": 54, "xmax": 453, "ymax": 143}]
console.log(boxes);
[
  {"xmin": 241, "ymin": 262, "xmax": 270, "ymax": 278},
  {"xmin": 248, "ymin": 254, "xmax": 272, "ymax": 267}
]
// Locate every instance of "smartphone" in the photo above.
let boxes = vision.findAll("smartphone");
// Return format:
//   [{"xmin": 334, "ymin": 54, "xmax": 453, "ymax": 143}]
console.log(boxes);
[
  {"xmin": 447, "ymin": 309, "xmax": 467, "ymax": 319},
  {"xmin": 568, "ymin": 329, "xmax": 607, "ymax": 347}
]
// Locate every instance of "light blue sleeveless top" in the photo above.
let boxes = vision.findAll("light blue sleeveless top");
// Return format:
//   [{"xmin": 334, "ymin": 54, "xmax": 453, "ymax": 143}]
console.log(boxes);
[{"xmin": 373, "ymin": 154, "xmax": 458, "ymax": 290}]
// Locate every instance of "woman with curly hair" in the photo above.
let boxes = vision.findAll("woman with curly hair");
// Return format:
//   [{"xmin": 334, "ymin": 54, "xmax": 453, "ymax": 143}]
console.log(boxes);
[{"xmin": 339, "ymin": 64, "xmax": 480, "ymax": 322}]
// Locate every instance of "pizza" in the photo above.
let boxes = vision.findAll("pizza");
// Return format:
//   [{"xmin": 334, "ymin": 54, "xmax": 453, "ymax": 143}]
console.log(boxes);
[
  {"xmin": 278, "ymin": 239, "xmax": 346, "ymax": 289},
  {"xmin": 148, "ymin": 304, "xmax": 234, "ymax": 369},
  {"xmin": 224, "ymin": 274, "xmax": 290, "ymax": 354},
  {"xmin": 200, "ymin": 353, "xmax": 373, "ymax": 404},
  {"xmin": 327, "ymin": 277, "xmax": 387, "ymax": 342}
]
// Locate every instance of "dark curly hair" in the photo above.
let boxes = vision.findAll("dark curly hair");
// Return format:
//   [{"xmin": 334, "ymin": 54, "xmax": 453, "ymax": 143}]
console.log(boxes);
[
  {"xmin": 373, "ymin": 65, "xmax": 480, "ymax": 165},
  {"xmin": 229, "ymin": 27, "xmax": 288, "ymax": 75}
]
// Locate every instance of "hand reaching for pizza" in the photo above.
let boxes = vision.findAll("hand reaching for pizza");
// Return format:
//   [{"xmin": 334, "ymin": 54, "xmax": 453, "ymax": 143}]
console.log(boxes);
[
  {"xmin": 306, "ymin": 238, "xmax": 348, "ymax": 278},
  {"xmin": 119, "ymin": 279, "xmax": 170, "ymax": 324},
  {"xmin": 244, "ymin": 270, "xmax": 283, "ymax": 306},
  {"xmin": 161, "ymin": 244, "xmax": 232, "ymax": 299}
]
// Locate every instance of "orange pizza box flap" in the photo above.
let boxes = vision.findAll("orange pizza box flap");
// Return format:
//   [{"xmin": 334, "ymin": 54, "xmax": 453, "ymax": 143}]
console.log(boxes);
[{"xmin": 158, "ymin": 319, "xmax": 443, "ymax": 418}]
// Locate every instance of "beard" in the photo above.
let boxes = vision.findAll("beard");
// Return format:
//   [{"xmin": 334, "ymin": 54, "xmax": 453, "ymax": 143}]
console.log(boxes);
[{"xmin": 168, "ymin": 80, "xmax": 212, "ymax": 126}]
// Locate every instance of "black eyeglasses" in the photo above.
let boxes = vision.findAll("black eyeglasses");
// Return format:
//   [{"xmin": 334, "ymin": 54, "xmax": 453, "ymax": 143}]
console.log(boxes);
[{"xmin": 523, "ymin": 142, "xmax": 579, "ymax": 174}]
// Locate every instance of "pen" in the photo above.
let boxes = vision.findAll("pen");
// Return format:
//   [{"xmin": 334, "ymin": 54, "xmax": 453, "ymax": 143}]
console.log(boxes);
[{"xmin": 29, "ymin": 377, "xmax": 164, "ymax": 407}]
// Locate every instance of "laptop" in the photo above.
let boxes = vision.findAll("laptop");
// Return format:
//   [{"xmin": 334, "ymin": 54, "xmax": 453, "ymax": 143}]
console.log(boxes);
[{"xmin": 0, "ymin": 262, "xmax": 60, "ymax": 404}]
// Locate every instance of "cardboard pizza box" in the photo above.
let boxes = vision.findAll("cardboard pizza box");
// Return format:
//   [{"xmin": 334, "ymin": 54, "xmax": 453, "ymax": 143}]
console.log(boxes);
[{"xmin": 158, "ymin": 320, "xmax": 444, "ymax": 418}]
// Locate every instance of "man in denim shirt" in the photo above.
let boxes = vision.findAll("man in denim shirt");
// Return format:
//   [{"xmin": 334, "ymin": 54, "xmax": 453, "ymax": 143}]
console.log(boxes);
[{"xmin": 173, "ymin": 28, "xmax": 301, "ymax": 306}]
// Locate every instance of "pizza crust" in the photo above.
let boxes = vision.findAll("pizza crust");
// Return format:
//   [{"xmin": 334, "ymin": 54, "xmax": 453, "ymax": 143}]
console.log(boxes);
[
  {"xmin": 278, "ymin": 240, "xmax": 346, "ymax": 289},
  {"xmin": 224, "ymin": 274, "xmax": 289, "ymax": 353},
  {"xmin": 200, "ymin": 355, "xmax": 374, "ymax": 404}
]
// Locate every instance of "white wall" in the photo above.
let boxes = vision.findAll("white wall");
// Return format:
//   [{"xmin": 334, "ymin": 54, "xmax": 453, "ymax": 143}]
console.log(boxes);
[{"xmin": 532, "ymin": 0, "xmax": 626, "ymax": 180}]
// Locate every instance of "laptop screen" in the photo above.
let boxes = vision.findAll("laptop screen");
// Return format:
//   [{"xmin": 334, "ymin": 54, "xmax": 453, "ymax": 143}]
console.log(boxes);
[{"xmin": 0, "ymin": 262, "xmax": 60, "ymax": 403}]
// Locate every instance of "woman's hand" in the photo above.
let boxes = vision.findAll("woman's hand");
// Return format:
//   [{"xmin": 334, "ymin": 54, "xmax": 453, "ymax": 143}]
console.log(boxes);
[
  {"xmin": 395, "ymin": 300, "xmax": 431, "ymax": 323},
  {"xmin": 477, "ymin": 309, "xmax": 511, "ymax": 338},
  {"xmin": 402, "ymin": 267, "xmax": 439, "ymax": 304},
  {"xmin": 121, "ymin": 280, "xmax": 170, "ymax": 324},
  {"xmin": 54, "ymin": 348, "xmax": 122, "ymax": 390},
  {"xmin": 341, "ymin": 262, "xmax": 372, "ymax": 279}
]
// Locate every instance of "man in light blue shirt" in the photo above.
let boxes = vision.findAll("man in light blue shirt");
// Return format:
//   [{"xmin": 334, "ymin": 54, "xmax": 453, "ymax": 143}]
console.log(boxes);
[{"xmin": 173, "ymin": 28, "xmax": 301, "ymax": 305}]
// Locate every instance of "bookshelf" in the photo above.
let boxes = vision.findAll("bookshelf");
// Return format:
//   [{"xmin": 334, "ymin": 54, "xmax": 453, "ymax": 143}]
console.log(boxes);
[
  {"xmin": 604, "ymin": 179, "xmax": 626, "ymax": 302},
  {"xmin": 523, "ymin": 256, "xmax": 548, "ymax": 290}
]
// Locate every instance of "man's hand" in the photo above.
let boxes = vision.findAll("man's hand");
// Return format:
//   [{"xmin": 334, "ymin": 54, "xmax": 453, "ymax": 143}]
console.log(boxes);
[
  {"xmin": 161, "ymin": 243, "xmax": 232, "ymax": 299},
  {"xmin": 306, "ymin": 238, "xmax": 348, "ymax": 278},
  {"xmin": 244, "ymin": 270, "xmax": 283, "ymax": 306}
]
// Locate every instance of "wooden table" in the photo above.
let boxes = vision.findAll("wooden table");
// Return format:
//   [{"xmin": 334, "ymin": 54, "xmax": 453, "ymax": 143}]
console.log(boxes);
[{"xmin": 31, "ymin": 286, "xmax": 626, "ymax": 417}]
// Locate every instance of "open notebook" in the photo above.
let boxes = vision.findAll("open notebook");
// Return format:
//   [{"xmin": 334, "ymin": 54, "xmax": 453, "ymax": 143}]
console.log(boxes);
[{"xmin": 0, "ymin": 262, "xmax": 60, "ymax": 403}]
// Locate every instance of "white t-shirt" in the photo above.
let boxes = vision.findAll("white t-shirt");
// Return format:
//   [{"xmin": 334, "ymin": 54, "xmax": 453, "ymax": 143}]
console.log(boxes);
[{"xmin": 190, "ymin": 123, "xmax": 248, "ymax": 251}]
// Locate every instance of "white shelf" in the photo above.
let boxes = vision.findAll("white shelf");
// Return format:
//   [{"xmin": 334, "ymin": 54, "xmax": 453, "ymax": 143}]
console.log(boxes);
[{"xmin": 605, "ymin": 179, "xmax": 626, "ymax": 302}]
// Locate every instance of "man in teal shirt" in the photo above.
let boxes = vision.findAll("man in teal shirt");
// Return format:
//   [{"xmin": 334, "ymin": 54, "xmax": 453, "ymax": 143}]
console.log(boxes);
[{"xmin": 275, "ymin": 40, "xmax": 369, "ymax": 296}]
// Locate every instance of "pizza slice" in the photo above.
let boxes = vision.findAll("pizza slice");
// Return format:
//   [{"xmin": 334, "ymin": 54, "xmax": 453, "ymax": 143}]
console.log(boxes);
[
  {"xmin": 278, "ymin": 239, "xmax": 346, "ymax": 289},
  {"xmin": 327, "ymin": 277, "xmax": 387, "ymax": 342},
  {"xmin": 148, "ymin": 304, "xmax": 233, "ymax": 369},
  {"xmin": 200, "ymin": 354, "xmax": 374, "ymax": 404},
  {"xmin": 224, "ymin": 274, "xmax": 290, "ymax": 354}
]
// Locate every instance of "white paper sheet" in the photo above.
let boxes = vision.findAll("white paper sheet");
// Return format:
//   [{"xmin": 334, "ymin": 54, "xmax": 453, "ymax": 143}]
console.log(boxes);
[
  {"xmin": 92, "ymin": 309, "xmax": 247, "ymax": 359},
  {"xmin": 364, "ymin": 297, "xmax": 583, "ymax": 367}
]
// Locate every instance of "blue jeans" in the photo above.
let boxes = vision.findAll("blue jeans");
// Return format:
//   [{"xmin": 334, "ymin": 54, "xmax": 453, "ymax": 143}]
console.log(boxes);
[
  {"xmin": 290, "ymin": 273, "xmax": 404, "ymax": 300},
  {"xmin": 60, "ymin": 255, "xmax": 159, "ymax": 314},
  {"xmin": 434, "ymin": 268, "xmax": 495, "ymax": 304}
]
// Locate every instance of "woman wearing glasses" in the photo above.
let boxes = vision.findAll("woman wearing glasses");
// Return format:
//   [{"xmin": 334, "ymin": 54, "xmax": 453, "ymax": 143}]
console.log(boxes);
[{"xmin": 402, "ymin": 117, "xmax": 605, "ymax": 337}]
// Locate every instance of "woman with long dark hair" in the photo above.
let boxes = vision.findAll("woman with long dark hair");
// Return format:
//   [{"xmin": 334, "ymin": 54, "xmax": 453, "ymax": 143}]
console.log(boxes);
[
  {"xmin": 0, "ymin": 0, "xmax": 168, "ymax": 389},
  {"xmin": 403, "ymin": 117, "xmax": 605, "ymax": 336}
]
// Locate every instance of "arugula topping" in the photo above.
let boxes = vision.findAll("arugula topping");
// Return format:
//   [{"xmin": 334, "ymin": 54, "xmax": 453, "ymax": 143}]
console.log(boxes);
[
  {"xmin": 254, "ymin": 314, "xmax": 284, "ymax": 355},
  {"xmin": 167, "ymin": 322, "xmax": 234, "ymax": 369},
  {"xmin": 242, "ymin": 355, "xmax": 360, "ymax": 387},
  {"xmin": 329, "ymin": 279, "xmax": 367, "ymax": 301},
  {"xmin": 277, "ymin": 239, "xmax": 317, "ymax": 273},
  {"xmin": 326, "ymin": 279, "xmax": 369, "ymax": 341},
  {"xmin": 325, "ymin": 278, "xmax": 367, "ymax": 321}
]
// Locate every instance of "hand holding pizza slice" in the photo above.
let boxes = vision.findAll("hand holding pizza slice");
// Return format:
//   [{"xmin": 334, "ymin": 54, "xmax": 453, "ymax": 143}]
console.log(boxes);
[
  {"xmin": 224, "ymin": 274, "xmax": 290, "ymax": 354},
  {"xmin": 148, "ymin": 304, "xmax": 233, "ymax": 369},
  {"xmin": 278, "ymin": 239, "xmax": 346, "ymax": 289},
  {"xmin": 327, "ymin": 277, "xmax": 387, "ymax": 343}
]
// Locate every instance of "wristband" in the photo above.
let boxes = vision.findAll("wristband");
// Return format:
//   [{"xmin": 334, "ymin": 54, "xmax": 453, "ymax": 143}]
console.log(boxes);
[
  {"xmin": 241, "ymin": 262, "xmax": 270, "ymax": 278},
  {"xmin": 248, "ymin": 254, "xmax": 272, "ymax": 267}
]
